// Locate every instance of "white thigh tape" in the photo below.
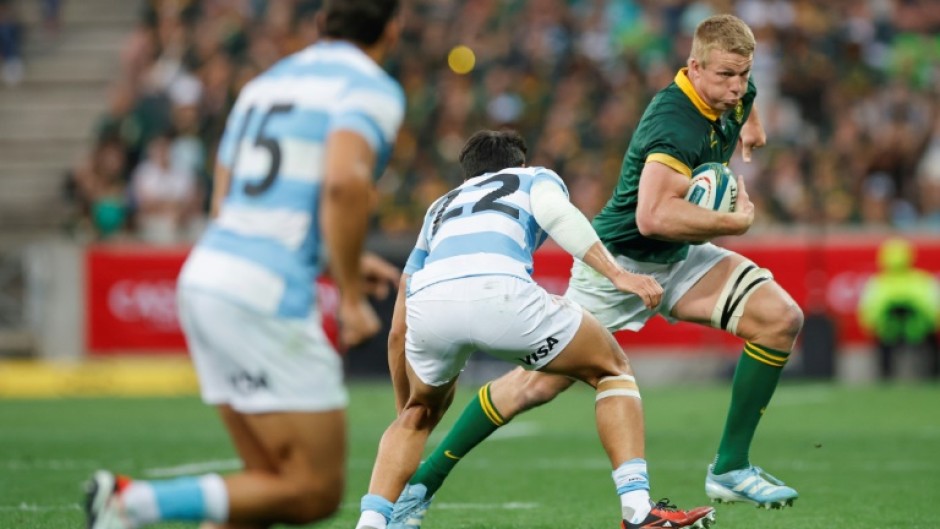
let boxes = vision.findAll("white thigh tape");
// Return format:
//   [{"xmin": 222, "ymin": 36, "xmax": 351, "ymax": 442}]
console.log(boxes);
[{"xmin": 710, "ymin": 261, "xmax": 773, "ymax": 335}]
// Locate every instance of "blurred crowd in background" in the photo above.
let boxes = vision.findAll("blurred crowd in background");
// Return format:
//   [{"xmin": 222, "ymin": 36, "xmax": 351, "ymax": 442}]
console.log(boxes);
[{"xmin": 60, "ymin": 0, "xmax": 940, "ymax": 243}]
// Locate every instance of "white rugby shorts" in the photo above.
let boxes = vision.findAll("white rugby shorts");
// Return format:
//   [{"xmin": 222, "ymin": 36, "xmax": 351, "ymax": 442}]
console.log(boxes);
[
  {"xmin": 177, "ymin": 286, "xmax": 347, "ymax": 413},
  {"xmin": 406, "ymin": 275, "xmax": 584, "ymax": 387},
  {"xmin": 565, "ymin": 242, "xmax": 731, "ymax": 332}
]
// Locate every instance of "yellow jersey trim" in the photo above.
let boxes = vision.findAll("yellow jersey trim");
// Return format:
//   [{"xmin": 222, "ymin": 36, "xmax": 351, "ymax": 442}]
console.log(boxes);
[
  {"xmin": 646, "ymin": 153, "xmax": 692, "ymax": 177},
  {"xmin": 674, "ymin": 68, "xmax": 721, "ymax": 122}
]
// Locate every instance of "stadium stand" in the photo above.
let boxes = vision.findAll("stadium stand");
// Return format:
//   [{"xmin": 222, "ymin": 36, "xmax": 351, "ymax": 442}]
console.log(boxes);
[
  {"xmin": 0, "ymin": 0, "xmax": 137, "ymax": 356},
  {"xmin": 0, "ymin": 1, "xmax": 938, "ymax": 238},
  {"xmin": 0, "ymin": 0, "xmax": 137, "ymax": 233},
  {"xmin": 0, "ymin": 0, "xmax": 931, "ymax": 240}
]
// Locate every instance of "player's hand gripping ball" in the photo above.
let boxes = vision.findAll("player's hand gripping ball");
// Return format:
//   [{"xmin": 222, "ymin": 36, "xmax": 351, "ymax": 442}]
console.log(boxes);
[{"xmin": 685, "ymin": 162, "xmax": 737, "ymax": 213}]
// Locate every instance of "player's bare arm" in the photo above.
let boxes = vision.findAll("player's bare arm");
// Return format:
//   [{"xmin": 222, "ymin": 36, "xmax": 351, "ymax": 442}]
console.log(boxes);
[
  {"xmin": 636, "ymin": 161, "xmax": 753, "ymax": 242},
  {"xmin": 732, "ymin": 175, "xmax": 755, "ymax": 224},
  {"xmin": 529, "ymin": 179, "xmax": 663, "ymax": 309},
  {"xmin": 581, "ymin": 243, "xmax": 662, "ymax": 310},
  {"xmin": 321, "ymin": 129, "xmax": 381, "ymax": 348},
  {"xmin": 738, "ymin": 106, "xmax": 766, "ymax": 162},
  {"xmin": 209, "ymin": 163, "xmax": 231, "ymax": 219},
  {"xmin": 388, "ymin": 274, "xmax": 409, "ymax": 413},
  {"xmin": 361, "ymin": 252, "xmax": 401, "ymax": 301}
]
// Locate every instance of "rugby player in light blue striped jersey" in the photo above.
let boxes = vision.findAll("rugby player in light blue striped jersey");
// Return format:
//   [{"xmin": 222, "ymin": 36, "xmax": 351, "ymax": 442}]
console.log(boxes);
[
  {"xmin": 86, "ymin": 2, "xmax": 404, "ymax": 528},
  {"xmin": 355, "ymin": 130, "xmax": 710, "ymax": 529}
]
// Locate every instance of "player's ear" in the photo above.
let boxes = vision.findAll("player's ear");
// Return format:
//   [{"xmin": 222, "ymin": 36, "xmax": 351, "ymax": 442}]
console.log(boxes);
[
  {"xmin": 314, "ymin": 11, "xmax": 326, "ymax": 37},
  {"xmin": 381, "ymin": 13, "xmax": 402, "ymax": 50},
  {"xmin": 687, "ymin": 57, "xmax": 699, "ymax": 76}
]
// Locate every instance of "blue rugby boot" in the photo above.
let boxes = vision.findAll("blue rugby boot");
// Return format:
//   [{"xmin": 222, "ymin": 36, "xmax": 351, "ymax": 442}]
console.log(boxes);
[
  {"xmin": 388, "ymin": 484, "xmax": 433, "ymax": 529},
  {"xmin": 705, "ymin": 464, "xmax": 798, "ymax": 509}
]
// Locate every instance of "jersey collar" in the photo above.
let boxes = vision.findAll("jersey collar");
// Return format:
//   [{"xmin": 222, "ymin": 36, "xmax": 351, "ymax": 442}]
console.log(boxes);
[{"xmin": 675, "ymin": 68, "xmax": 721, "ymax": 122}]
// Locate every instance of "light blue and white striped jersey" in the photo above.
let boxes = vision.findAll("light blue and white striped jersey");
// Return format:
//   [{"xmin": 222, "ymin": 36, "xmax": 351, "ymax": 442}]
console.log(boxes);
[
  {"xmin": 404, "ymin": 166, "xmax": 568, "ymax": 295},
  {"xmin": 179, "ymin": 40, "xmax": 404, "ymax": 317}
]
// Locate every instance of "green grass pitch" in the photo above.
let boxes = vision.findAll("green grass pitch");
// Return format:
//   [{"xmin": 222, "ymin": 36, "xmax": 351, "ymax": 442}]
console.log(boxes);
[{"xmin": 2, "ymin": 382, "xmax": 939, "ymax": 528}]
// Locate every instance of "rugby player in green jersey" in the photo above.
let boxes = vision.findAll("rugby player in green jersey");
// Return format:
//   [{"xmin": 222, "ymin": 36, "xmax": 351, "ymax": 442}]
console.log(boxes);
[{"xmin": 388, "ymin": 14, "xmax": 802, "ymax": 529}]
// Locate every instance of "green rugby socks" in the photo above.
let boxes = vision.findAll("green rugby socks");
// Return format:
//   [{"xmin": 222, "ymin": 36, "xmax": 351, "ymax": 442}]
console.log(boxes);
[
  {"xmin": 409, "ymin": 383, "xmax": 505, "ymax": 495},
  {"xmin": 713, "ymin": 342, "xmax": 790, "ymax": 475}
]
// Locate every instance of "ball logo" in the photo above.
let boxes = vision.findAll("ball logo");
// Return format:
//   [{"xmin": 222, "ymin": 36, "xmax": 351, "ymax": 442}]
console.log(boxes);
[
  {"xmin": 687, "ymin": 163, "xmax": 737, "ymax": 213},
  {"xmin": 107, "ymin": 280, "xmax": 179, "ymax": 330}
]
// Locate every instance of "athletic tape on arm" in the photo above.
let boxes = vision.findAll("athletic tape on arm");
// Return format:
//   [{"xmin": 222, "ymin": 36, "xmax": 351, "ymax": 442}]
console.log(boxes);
[
  {"xmin": 711, "ymin": 261, "xmax": 773, "ymax": 335},
  {"xmin": 530, "ymin": 179, "xmax": 599, "ymax": 259}
]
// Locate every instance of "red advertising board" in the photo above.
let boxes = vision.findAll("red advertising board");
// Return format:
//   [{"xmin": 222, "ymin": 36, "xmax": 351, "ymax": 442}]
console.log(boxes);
[
  {"xmin": 86, "ymin": 245, "xmax": 189, "ymax": 352},
  {"xmin": 85, "ymin": 245, "xmax": 340, "ymax": 354},
  {"xmin": 85, "ymin": 236, "xmax": 940, "ymax": 355}
]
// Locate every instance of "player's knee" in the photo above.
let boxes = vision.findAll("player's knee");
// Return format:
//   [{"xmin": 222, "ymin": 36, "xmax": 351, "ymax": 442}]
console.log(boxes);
[
  {"xmin": 591, "ymin": 345, "xmax": 634, "ymax": 387},
  {"xmin": 286, "ymin": 476, "xmax": 344, "ymax": 524},
  {"xmin": 494, "ymin": 369, "xmax": 568, "ymax": 416},
  {"xmin": 387, "ymin": 327, "xmax": 405, "ymax": 353},
  {"xmin": 301, "ymin": 489, "xmax": 343, "ymax": 524},
  {"xmin": 767, "ymin": 299, "xmax": 803, "ymax": 342},
  {"xmin": 519, "ymin": 374, "xmax": 569, "ymax": 410},
  {"xmin": 399, "ymin": 399, "xmax": 446, "ymax": 430},
  {"xmin": 783, "ymin": 302, "xmax": 804, "ymax": 338}
]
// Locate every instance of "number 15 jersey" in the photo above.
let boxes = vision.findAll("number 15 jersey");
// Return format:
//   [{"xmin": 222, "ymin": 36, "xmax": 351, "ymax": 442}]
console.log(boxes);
[
  {"xmin": 405, "ymin": 166, "xmax": 568, "ymax": 295},
  {"xmin": 179, "ymin": 41, "xmax": 405, "ymax": 318}
]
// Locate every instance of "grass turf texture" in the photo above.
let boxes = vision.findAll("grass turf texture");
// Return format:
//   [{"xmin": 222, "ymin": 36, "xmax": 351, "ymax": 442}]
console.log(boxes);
[{"xmin": 2, "ymin": 382, "xmax": 938, "ymax": 529}]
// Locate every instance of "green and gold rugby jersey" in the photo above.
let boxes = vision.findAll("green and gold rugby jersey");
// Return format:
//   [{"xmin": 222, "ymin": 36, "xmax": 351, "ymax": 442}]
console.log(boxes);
[{"xmin": 592, "ymin": 68, "xmax": 757, "ymax": 264}]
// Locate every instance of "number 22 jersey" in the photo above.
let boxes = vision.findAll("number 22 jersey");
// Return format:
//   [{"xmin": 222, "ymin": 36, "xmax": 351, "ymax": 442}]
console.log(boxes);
[{"xmin": 405, "ymin": 166, "xmax": 568, "ymax": 295}]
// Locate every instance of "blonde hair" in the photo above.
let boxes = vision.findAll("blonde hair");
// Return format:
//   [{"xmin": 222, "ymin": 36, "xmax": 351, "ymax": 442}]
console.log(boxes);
[{"xmin": 690, "ymin": 14, "xmax": 755, "ymax": 66}]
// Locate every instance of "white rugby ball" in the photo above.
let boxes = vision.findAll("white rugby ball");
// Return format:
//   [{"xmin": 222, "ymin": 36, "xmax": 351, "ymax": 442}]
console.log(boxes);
[{"xmin": 685, "ymin": 162, "xmax": 737, "ymax": 213}]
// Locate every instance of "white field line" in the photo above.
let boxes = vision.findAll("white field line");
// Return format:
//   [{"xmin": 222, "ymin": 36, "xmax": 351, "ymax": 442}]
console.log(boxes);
[
  {"xmin": 0, "ymin": 503, "xmax": 81, "ymax": 512},
  {"xmin": 6, "ymin": 500, "xmax": 536, "ymax": 516},
  {"xmin": 143, "ymin": 458, "xmax": 242, "ymax": 477},
  {"xmin": 340, "ymin": 501, "xmax": 538, "ymax": 510},
  {"xmin": 427, "ymin": 421, "xmax": 542, "ymax": 446},
  {"xmin": 490, "ymin": 422, "xmax": 543, "ymax": 439},
  {"xmin": 434, "ymin": 502, "xmax": 539, "ymax": 510},
  {"xmin": 2, "ymin": 459, "xmax": 101, "ymax": 470}
]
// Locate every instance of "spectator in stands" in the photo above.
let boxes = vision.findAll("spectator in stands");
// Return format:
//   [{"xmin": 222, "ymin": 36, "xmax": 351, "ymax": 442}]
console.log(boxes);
[
  {"xmin": 0, "ymin": 0, "xmax": 23, "ymax": 86},
  {"xmin": 95, "ymin": 81, "xmax": 152, "ymax": 172},
  {"xmin": 66, "ymin": 137, "xmax": 131, "ymax": 240},
  {"xmin": 40, "ymin": 0, "xmax": 62, "ymax": 37},
  {"xmin": 68, "ymin": 0, "xmax": 940, "ymax": 239},
  {"xmin": 915, "ymin": 112, "xmax": 940, "ymax": 229},
  {"xmin": 858, "ymin": 238, "xmax": 940, "ymax": 380},
  {"xmin": 167, "ymin": 74, "xmax": 208, "ymax": 192},
  {"xmin": 916, "ymin": 172, "xmax": 940, "ymax": 230},
  {"xmin": 129, "ymin": 131, "xmax": 202, "ymax": 244}
]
